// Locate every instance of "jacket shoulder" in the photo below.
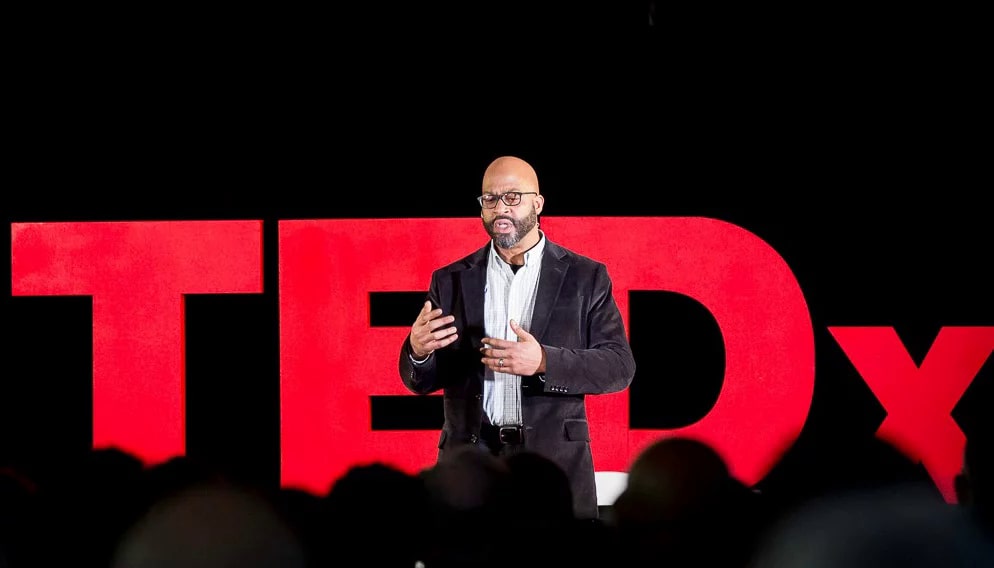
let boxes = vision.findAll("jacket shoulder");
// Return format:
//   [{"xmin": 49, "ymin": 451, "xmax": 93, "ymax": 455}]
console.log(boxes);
[
  {"xmin": 545, "ymin": 239, "xmax": 607, "ymax": 271},
  {"xmin": 433, "ymin": 243, "xmax": 490, "ymax": 274}
]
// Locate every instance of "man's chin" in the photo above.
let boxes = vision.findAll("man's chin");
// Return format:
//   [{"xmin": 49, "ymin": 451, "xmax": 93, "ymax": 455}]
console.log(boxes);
[{"xmin": 493, "ymin": 234, "xmax": 519, "ymax": 249}]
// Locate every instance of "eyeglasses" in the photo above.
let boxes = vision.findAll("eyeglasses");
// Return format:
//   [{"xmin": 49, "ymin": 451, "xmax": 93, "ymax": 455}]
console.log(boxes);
[{"xmin": 477, "ymin": 191, "xmax": 538, "ymax": 208}]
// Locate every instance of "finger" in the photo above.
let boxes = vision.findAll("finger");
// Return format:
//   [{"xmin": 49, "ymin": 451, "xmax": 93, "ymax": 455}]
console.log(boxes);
[
  {"xmin": 427, "ymin": 333, "xmax": 458, "ymax": 351},
  {"xmin": 417, "ymin": 319, "xmax": 450, "ymax": 339},
  {"xmin": 415, "ymin": 302, "xmax": 432, "ymax": 328},
  {"xmin": 422, "ymin": 309, "xmax": 445, "ymax": 327},
  {"xmin": 480, "ymin": 349, "xmax": 509, "ymax": 363},
  {"xmin": 482, "ymin": 338, "xmax": 511, "ymax": 349},
  {"xmin": 427, "ymin": 315, "xmax": 455, "ymax": 333},
  {"xmin": 478, "ymin": 346, "xmax": 502, "ymax": 358},
  {"xmin": 429, "ymin": 325, "xmax": 458, "ymax": 343},
  {"xmin": 509, "ymin": 319, "xmax": 533, "ymax": 341}
]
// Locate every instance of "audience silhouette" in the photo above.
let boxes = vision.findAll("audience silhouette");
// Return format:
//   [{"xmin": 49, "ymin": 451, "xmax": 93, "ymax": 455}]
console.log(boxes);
[
  {"xmin": 111, "ymin": 480, "xmax": 306, "ymax": 568},
  {"xmin": 757, "ymin": 431, "xmax": 939, "ymax": 521},
  {"xmin": 751, "ymin": 484, "xmax": 994, "ymax": 567},
  {"xmin": 611, "ymin": 436, "xmax": 769, "ymax": 567},
  {"xmin": 324, "ymin": 461, "xmax": 431, "ymax": 566},
  {"xmin": 1, "ymin": 432, "xmax": 991, "ymax": 567},
  {"xmin": 955, "ymin": 432, "xmax": 994, "ymax": 536}
]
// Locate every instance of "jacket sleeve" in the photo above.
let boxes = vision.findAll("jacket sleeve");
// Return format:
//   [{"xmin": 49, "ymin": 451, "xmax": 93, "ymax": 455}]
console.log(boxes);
[
  {"xmin": 399, "ymin": 332, "xmax": 440, "ymax": 395},
  {"xmin": 398, "ymin": 279, "xmax": 444, "ymax": 395},
  {"xmin": 533, "ymin": 263, "xmax": 636, "ymax": 396}
]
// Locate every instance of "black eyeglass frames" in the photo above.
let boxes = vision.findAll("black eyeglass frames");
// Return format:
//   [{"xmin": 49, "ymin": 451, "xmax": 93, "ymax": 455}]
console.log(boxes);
[{"xmin": 477, "ymin": 192, "xmax": 538, "ymax": 208}]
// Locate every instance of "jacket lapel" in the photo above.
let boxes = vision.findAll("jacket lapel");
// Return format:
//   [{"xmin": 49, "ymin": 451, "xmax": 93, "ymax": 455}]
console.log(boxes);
[
  {"xmin": 460, "ymin": 244, "xmax": 490, "ymax": 333},
  {"xmin": 529, "ymin": 240, "xmax": 568, "ymax": 342}
]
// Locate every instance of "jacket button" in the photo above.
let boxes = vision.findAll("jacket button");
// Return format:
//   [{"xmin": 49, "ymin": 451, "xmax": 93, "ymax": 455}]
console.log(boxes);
[
  {"xmin": 470, "ymin": 435, "xmax": 479, "ymax": 443},
  {"xmin": 475, "ymin": 394, "xmax": 482, "ymax": 400}
]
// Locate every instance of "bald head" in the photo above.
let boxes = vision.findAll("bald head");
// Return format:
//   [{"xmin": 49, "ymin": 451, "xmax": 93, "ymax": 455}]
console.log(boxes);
[{"xmin": 482, "ymin": 156, "xmax": 540, "ymax": 196}]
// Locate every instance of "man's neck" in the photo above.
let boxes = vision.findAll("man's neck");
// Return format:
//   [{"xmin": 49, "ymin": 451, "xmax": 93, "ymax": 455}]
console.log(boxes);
[{"xmin": 495, "ymin": 230, "xmax": 541, "ymax": 266}]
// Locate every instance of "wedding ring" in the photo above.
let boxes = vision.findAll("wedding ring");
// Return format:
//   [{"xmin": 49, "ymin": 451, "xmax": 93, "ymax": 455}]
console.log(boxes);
[{"xmin": 498, "ymin": 358, "xmax": 504, "ymax": 367}]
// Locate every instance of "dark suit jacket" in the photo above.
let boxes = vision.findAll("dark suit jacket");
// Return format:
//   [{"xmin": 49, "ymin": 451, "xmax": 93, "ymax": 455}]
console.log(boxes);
[{"xmin": 399, "ymin": 236, "xmax": 636, "ymax": 520}]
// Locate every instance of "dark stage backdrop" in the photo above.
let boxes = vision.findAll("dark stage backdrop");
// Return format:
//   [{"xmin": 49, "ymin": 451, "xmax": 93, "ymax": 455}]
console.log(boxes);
[{"xmin": 3, "ymin": 23, "xmax": 991, "ymax": 506}]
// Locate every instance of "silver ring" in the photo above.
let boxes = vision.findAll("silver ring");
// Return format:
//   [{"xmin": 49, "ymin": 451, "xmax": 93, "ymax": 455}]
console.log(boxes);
[{"xmin": 498, "ymin": 358, "xmax": 504, "ymax": 367}]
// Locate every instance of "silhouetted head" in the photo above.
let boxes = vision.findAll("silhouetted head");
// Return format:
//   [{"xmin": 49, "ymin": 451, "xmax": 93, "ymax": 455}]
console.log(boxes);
[
  {"xmin": 752, "ymin": 485, "xmax": 994, "ymax": 567},
  {"xmin": 612, "ymin": 436, "xmax": 766, "ymax": 567},
  {"xmin": 323, "ymin": 462, "xmax": 430, "ymax": 566},
  {"xmin": 422, "ymin": 445, "xmax": 509, "ymax": 514},
  {"xmin": 614, "ymin": 436, "xmax": 731, "ymax": 527},
  {"xmin": 325, "ymin": 461, "xmax": 428, "ymax": 522},
  {"xmin": 111, "ymin": 481, "xmax": 306, "ymax": 568},
  {"xmin": 500, "ymin": 450, "xmax": 575, "ymax": 524},
  {"xmin": 955, "ymin": 432, "xmax": 994, "ymax": 536},
  {"xmin": 956, "ymin": 433, "xmax": 992, "ymax": 507},
  {"xmin": 759, "ymin": 432, "xmax": 936, "ymax": 517}
]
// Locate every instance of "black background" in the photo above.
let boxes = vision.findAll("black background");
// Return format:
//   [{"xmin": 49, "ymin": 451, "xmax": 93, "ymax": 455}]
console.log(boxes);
[{"xmin": 3, "ymin": 5, "xmax": 991, "ymax": 493}]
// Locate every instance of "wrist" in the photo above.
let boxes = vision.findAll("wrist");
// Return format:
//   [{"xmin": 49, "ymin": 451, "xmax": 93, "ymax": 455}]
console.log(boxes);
[{"xmin": 410, "ymin": 350, "xmax": 433, "ymax": 364}]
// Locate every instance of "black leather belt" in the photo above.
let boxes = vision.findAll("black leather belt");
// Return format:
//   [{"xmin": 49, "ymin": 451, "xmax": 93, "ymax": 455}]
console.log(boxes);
[{"xmin": 481, "ymin": 423, "xmax": 524, "ymax": 446}]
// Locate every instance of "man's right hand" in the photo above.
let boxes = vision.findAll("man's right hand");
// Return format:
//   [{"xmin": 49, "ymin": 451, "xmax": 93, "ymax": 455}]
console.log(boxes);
[{"xmin": 409, "ymin": 300, "xmax": 458, "ymax": 359}]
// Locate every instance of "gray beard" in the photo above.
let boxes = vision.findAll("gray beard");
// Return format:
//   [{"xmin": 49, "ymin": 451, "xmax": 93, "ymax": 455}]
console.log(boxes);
[
  {"xmin": 493, "ymin": 233, "xmax": 520, "ymax": 249},
  {"xmin": 485, "ymin": 207, "xmax": 538, "ymax": 249}
]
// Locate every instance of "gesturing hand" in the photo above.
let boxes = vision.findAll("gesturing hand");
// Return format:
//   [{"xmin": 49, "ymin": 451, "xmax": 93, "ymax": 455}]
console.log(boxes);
[
  {"xmin": 480, "ymin": 319, "xmax": 545, "ymax": 376},
  {"xmin": 409, "ymin": 301, "xmax": 458, "ymax": 359}
]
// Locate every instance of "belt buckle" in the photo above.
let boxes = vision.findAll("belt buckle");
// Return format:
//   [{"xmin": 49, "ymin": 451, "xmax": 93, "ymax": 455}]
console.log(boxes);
[{"xmin": 498, "ymin": 425, "xmax": 523, "ymax": 445}]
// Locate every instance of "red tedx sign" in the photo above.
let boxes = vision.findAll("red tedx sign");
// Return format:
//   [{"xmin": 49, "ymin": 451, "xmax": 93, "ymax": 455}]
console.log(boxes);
[
  {"xmin": 10, "ymin": 221, "xmax": 264, "ymax": 463},
  {"xmin": 10, "ymin": 218, "xmax": 994, "ymax": 503}
]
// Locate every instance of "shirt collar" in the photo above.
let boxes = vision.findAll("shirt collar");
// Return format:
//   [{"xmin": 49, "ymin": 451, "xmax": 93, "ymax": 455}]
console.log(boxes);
[{"xmin": 490, "ymin": 230, "xmax": 546, "ymax": 267}]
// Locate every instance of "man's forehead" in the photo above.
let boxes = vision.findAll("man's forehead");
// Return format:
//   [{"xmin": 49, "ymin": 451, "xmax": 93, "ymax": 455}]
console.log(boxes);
[
  {"xmin": 484, "ymin": 172, "xmax": 535, "ymax": 191},
  {"xmin": 483, "ymin": 179, "xmax": 524, "ymax": 192}
]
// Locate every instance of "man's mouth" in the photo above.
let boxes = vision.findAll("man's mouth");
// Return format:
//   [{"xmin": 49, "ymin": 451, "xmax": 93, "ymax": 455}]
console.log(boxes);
[{"xmin": 494, "ymin": 219, "xmax": 514, "ymax": 232}]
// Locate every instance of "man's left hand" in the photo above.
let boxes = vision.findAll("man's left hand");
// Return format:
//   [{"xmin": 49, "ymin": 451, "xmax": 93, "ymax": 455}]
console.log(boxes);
[{"xmin": 480, "ymin": 319, "xmax": 545, "ymax": 376}]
